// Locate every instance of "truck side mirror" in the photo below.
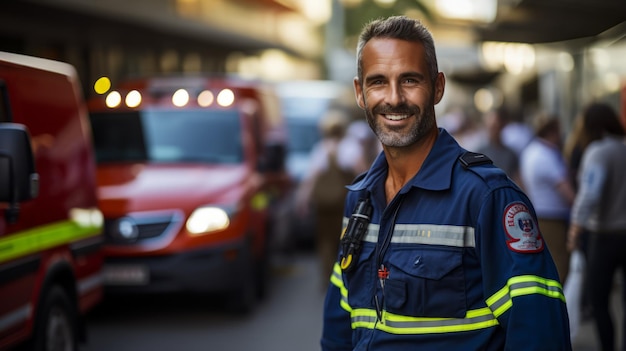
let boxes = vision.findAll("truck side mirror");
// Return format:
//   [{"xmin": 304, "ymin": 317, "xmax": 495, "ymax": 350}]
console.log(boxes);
[
  {"xmin": 0, "ymin": 123, "xmax": 39, "ymax": 222},
  {"xmin": 261, "ymin": 143, "xmax": 286, "ymax": 173}
]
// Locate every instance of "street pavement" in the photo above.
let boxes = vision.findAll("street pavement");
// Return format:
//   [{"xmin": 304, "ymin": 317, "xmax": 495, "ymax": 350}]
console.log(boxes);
[
  {"xmin": 573, "ymin": 318, "xmax": 600, "ymax": 351},
  {"xmin": 572, "ymin": 281, "xmax": 623, "ymax": 351}
]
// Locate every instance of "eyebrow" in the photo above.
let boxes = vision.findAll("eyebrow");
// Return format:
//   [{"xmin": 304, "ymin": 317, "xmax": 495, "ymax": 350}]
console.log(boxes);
[
  {"xmin": 363, "ymin": 73, "xmax": 386, "ymax": 85},
  {"xmin": 364, "ymin": 71, "xmax": 426, "ymax": 85},
  {"xmin": 399, "ymin": 71, "xmax": 426, "ymax": 81}
]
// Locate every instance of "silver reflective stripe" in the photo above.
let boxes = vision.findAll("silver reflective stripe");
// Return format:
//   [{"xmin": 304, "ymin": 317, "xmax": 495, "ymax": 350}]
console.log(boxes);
[
  {"xmin": 342, "ymin": 217, "xmax": 475, "ymax": 248},
  {"xmin": 342, "ymin": 218, "xmax": 380, "ymax": 243},
  {"xmin": 364, "ymin": 223, "xmax": 380, "ymax": 243},
  {"xmin": 487, "ymin": 276, "xmax": 565, "ymax": 317},
  {"xmin": 353, "ymin": 314, "xmax": 376, "ymax": 324},
  {"xmin": 510, "ymin": 279, "xmax": 562, "ymax": 294},
  {"xmin": 391, "ymin": 224, "xmax": 475, "ymax": 248},
  {"xmin": 350, "ymin": 307, "xmax": 499, "ymax": 333},
  {"xmin": 488, "ymin": 290, "xmax": 509, "ymax": 315}
]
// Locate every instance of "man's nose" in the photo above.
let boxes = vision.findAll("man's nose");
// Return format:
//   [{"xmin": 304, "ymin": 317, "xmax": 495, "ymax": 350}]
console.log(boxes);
[{"xmin": 386, "ymin": 83, "xmax": 405, "ymax": 106}]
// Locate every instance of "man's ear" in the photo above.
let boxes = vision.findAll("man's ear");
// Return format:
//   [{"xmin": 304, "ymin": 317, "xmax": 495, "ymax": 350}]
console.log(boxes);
[
  {"xmin": 434, "ymin": 72, "xmax": 445, "ymax": 105},
  {"xmin": 353, "ymin": 76, "xmax": 365, "ymax": 110}
]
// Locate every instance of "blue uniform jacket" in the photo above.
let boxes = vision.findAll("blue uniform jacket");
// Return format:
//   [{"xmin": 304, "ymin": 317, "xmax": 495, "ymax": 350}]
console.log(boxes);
[{"xmin": 321, "ymin": 129, "xmax": 571, "ymax": 351}]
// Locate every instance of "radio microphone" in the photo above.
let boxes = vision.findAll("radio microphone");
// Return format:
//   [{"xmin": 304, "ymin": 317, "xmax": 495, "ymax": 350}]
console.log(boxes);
[{"xmin": 339, "ymin": 198, "xmax": 372, "ymax": 272}]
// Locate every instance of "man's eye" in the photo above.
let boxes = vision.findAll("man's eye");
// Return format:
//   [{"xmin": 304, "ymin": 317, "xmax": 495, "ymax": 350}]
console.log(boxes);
[{"xmin": 403, "ymin": 78, "xmax": 418, "ymax": 84}]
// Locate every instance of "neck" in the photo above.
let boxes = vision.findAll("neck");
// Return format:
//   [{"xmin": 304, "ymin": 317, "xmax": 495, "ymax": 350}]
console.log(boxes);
[{"xmin": 383, "ymin": 127, "xmax": 438, "ymax": 203}]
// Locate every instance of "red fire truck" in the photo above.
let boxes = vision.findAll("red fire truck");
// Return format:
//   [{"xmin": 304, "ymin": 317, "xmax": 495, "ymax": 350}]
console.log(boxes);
[
  {"xmin": 0, "ymin": 52, "xmax": 104, "ymax": 350},
  {"xmin": 87, "ymin": 75, "xmax": 290, "ymax": 312}
]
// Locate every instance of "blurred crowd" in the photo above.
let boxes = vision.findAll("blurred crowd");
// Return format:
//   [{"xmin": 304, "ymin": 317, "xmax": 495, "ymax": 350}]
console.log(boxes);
[{"xmin": 441, "ymin": 101, "xmax": 626, "ymax": 351}]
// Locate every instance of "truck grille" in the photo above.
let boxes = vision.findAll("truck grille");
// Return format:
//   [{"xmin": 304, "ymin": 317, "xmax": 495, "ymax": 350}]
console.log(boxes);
[{"xmin": 104, "ymin": 211, "xmax": 183, "ymax": 245}]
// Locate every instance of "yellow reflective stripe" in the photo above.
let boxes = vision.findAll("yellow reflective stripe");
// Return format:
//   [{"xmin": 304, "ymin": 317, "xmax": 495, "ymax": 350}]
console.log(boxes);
[
  {"xmin": 350, "ymin": 307, "xmax": 499, "ymax": 334},
  {"xmin": 330, "ymin": 262, "xmax": 352, "ymax": 313},
  {"xmin": 486, "ymin": 275, "xmax": 565, "ymax": 317},
  {"xmin": 0, "ymin": 220, "xmax": 102, "ymax": 264}
]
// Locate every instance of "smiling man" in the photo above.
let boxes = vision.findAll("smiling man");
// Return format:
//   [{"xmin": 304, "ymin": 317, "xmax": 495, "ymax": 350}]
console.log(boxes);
[{"xmin": 320, "ymin": 16, "xmax": 571, "ymax": 350}]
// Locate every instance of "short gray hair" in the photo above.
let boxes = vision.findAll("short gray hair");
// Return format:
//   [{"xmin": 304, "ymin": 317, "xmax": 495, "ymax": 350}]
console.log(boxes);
[{"xmin": 356, "ymin": 16, "xmax": 439, "ymax": 86}]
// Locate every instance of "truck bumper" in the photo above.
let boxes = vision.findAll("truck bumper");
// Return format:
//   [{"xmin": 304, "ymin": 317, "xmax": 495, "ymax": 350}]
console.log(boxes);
[{"xmin": 102, "ymin": 240, "xmax": 252, "ymax": 294}]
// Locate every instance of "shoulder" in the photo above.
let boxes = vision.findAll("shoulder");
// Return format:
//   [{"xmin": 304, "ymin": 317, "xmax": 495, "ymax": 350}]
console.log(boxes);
[
  {"xmin": 582, "ymin": 140, "xmax": 603, "ymax": 160},
  {"xmin": 456, "ymin": 151, "xmax": 514, "ymax": 189},
  {"xmin": 590, "ymin": 136, "xmax": 623, "ymax": 151},
  {"xmin": 584, "ymin": 137, "xmax": 623, "ymax": 163}
]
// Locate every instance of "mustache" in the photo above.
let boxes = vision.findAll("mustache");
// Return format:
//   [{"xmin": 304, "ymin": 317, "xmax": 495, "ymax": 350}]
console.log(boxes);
[{"xmin": 373, "ymin": 103, "xmax": 420, "ymax": 115}]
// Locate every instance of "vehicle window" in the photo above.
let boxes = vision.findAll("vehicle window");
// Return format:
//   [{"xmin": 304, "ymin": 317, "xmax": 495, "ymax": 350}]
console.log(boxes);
[
  {"xmin": 281, "ymin": 97, "xmax": 331, "ymax": 120},
  {"xmin": 281, "ymin": 96, "xmax": 328, "ymax": 153},
  {"xmin": 90, "ymin": 109, "xmax": 243, "ymax": 164},
  {"xmin": 286, "ymin": 118, "xmax": 320, "ymax": 153}
]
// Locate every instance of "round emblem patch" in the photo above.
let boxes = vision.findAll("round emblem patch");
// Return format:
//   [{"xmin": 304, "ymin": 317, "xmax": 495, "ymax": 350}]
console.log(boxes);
[{"xmin": 503, "ymin": 202, "xmax": 543, "ymax": 253}]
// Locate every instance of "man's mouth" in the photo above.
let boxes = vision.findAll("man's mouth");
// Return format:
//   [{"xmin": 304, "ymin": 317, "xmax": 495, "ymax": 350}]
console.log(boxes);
[{"xmin": 384, "ymin": 113, "xmax": 410, "ymax": 121}]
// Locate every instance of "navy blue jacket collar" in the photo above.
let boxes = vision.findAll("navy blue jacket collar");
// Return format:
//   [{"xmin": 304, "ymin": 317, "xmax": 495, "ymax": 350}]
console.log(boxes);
[{"xmin": 348, "ymin": 128, "xmax": 465, "ymax": 193}]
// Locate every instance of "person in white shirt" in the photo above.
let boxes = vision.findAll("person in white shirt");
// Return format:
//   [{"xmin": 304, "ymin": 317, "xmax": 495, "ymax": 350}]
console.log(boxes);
[{"xmin": 520, "ymin": 114, "xmax": 575, "ymax": 284}]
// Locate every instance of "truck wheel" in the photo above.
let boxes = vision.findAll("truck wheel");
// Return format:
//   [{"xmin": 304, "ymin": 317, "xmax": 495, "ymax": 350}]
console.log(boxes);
[
  {"xmin": 255, "ymin": 235, "xmax": 271, "ymax": 300},
  {"xmin": 33, "ymin": 286, "xmax": 78, "ymax": 351},
  {"xmin": 255, "ymin": 257, "xmax": 269, "ymax": 300},
  {"xmin": 229, "ymin": 243, "xmax": 257, "ymax": 314},
  {"xmin": 233, "ymin": 272, "xmax": 257, "ymax": 315}
]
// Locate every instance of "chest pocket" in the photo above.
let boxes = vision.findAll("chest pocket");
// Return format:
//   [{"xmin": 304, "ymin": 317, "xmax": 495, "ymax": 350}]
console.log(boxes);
[{"xmin": 385, "ymin": 246, "xmax": 466, "ymax": 318}]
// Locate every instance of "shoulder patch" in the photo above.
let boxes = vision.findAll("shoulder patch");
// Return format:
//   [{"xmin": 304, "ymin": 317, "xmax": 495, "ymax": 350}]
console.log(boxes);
[
  {"xmin": 503, "ymin": 202, "xmax": 544, "ymax": 253},
  {"xmin": 459, "ymin": 152, "xmax": 493, "ymax": 169}
]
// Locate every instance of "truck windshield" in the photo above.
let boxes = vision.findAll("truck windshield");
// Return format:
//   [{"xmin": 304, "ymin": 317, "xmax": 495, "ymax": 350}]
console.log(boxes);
[
  {"xmin": 90, "ymin": 109, "xmax": 243, "ymax": 164},
  {"xmin": 281, "ymin": 97, "xmax": 326, "ymax": 154}
]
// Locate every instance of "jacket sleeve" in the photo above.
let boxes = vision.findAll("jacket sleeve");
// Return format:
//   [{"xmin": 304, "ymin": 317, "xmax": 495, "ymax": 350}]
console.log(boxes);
[
  {"xmin": 477, "ymin": 186, "xmax": 572, "ymax": 350},
  {"xmin": 321, "ymin": 263, "xmax": 353, "ymax": 351}
]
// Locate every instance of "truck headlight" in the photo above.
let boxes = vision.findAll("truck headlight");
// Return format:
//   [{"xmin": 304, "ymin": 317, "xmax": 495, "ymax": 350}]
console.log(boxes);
[
  {"xmin": 70, "ymin": 207, "xmax": 104, "ymax": 228},
  {"xmin": 186, "ymin": 206, "xmax": 230, "ymax": 235}
]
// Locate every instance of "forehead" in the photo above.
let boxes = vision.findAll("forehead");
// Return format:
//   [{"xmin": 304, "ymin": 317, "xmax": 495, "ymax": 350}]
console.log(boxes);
[{"xmin": 361, "ymin": 38, "xmax": 427, "ymax": 77}]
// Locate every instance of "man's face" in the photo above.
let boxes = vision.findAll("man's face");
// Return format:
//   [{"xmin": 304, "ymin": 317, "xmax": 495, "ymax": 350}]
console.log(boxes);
[{"xmin": 354, "ymin": 38, "xmax": 444, "ymax": 148}]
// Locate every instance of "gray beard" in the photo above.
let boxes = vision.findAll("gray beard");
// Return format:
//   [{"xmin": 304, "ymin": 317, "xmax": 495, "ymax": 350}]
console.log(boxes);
[{"xmin": 365, "ymin": 104, "xmax": 436, "ymax": 148}]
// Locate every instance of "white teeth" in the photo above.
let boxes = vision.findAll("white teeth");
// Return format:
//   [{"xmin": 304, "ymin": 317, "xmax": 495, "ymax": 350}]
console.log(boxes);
[{"xmin": 385, "ymin": 114, "xmax": 409, "ymax": 121}]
